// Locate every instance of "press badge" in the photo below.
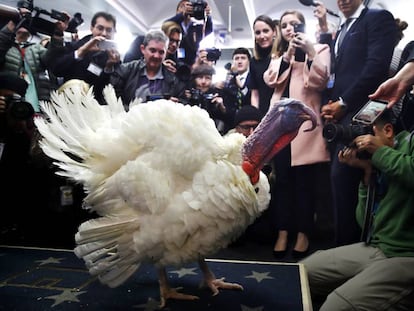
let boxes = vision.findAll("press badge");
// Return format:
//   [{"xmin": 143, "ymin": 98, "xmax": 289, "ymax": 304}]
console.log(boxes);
[
  {"xmin": 87, "ymin": 63, "xmax": 103, "ymax": 76},
  {"xmin": 327, "ymin": 73, "xmax": 335, "ymax": 89}
]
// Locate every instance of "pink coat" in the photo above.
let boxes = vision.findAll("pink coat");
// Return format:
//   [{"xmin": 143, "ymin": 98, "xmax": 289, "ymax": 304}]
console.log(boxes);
[{"xmin": 263, "ymin": 44, "xmax": 331, "ymax": 166}]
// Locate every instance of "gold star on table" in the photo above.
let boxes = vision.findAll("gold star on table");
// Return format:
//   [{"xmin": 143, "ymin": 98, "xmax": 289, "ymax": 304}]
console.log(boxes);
[
  {"xmin": 35, "ymin": 257, "xmax": 65, "ymax": 266},
  {"xmin": 44, "ymin": 289, "xmax": 87, "ymax": 307},
  {"xmin": 169, "ymin": 267, "xmax": 198, "ymax": 278},
  {"xmin": 244, "ymin": 271, "xmax": 274, "ymax": 283}
]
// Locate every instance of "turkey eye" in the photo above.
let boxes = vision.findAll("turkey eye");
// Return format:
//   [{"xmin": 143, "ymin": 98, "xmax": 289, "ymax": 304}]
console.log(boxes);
[{"xmin": 255, "ymin": 187, "xmax": 259, "ymax": 193}]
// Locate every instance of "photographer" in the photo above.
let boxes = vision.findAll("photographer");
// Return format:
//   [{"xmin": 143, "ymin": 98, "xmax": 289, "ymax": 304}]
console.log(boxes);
[
  {"xmin": 46, "ymin": 11, "xmax": 119, "ymax": 105},
  {"xmin": 0, "ymin": 72, "xmax": 34, "ymax": 236},
  {"xmin": 180, "ymin": 64, "xmax": 232, "ymax": 134},
  {"xmin": 0, "ymin": 4, "xmax": 67, "ymax": 112},
  {"xmin": 165, "ymin": 0, "xmax": 213, "ymax": 66},
  {"xmin": 319, "ymin": 0, "xmax": 397, "ymax": 247},
  {"xmin": 301, "ymin": 109, "xmax": 414, "ymax": 311}
]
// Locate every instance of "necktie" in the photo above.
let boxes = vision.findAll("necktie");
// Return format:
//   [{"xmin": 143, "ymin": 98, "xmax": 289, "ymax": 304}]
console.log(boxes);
[
  {"xmin": 236, "ymin": 75, "xmax": 245, "ymax": 109},
  {"xmin": 337, "ymin": 18, "xmax": 352, "ymax": 49}
]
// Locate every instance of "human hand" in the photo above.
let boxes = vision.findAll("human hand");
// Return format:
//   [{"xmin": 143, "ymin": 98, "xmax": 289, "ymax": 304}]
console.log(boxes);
[
  {"xmin": 163, "ymin": 59, "xmax": 177, "ymax": 73},
  {"xmin": 313, "ymin": 1, "xmax": 327, "ymax": 19},
  {"xmin": 321, "ymin": 100, "xmax": 345, "ymax": 122},
  {"xmin": 338, "ymin": 146, "xmax": 369, "ymax": 168},
  {"xmin": 55, "ymin": 12, "xmax": 70, "ymax": 33},
  {"xmin": 353, "ymin": 134, "xmax": 385, "ymax": 155},
  {"xmin": 338, "ymin": 145, "xmax": 372, "ymax": 185},
  {"xmin": 369, "ymin": 77, "xmax": 407, "ymax": 109},
  {"xmin": 78, "ymin": 36, "xmax": 105, "ymax": 58},
  {"xmin": 105, "ymin": 48, "xmax": 121, "ymax": 68},
  {"xmin": 293, "ymin": 32, "xmax": 315, "ymax": 59},
  {"xmin": 211, "ymin": 94, "xmax": 226, "ymax": 113}
]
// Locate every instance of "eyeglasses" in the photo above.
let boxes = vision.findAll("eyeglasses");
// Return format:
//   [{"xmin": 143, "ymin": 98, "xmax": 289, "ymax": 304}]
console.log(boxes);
[
  {"xmin": 94, "ymin": 25, "xmax": 114, "ymax": 34},
  {"xmin": 236, "ymin": 124, "xmax": 258, "ymax": 131},
  {"xmin": 169, "ymin": 38, "xmax": 181, "ymax": 44}
]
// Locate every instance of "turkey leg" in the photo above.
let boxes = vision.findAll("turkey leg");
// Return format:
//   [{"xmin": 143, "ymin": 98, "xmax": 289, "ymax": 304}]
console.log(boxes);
[
  {"xmin": 158, "ymin": 267, "xmax": 199, "ymax": 308},
  {"xmin": 198, "ymin": 257, "xmax": 244, "ymax": 295}
]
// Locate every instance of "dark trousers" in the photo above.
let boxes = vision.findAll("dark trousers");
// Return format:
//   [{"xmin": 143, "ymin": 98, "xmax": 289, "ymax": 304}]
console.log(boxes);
[
  {"xmin": 330, "ymin": 143, "xmax": 362, "ymax": 246},
  {"xmin": 270, "ymin": 144, "xmax": 293, "ymax": 231}
]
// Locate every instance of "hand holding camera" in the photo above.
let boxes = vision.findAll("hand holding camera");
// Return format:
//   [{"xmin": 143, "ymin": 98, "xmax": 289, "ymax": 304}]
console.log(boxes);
[{"xmin": 293, "ymin": 23, "xmax": 306, "ymax": 62}]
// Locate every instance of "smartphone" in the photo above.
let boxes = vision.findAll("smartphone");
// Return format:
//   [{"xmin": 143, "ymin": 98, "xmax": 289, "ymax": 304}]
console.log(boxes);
[
  {"xmin": 293, "ymin": 23, "xmax": 306, "ymax": 62},
  {"xmin": 293, "ymin": 23, "xmax": 305, "ymax": 34},
  {"xmin": 352, "ymin": 99, "xmax": 388, "ymax": 125},
  {"xmin": 98, "ymin": 39, "xmax": 117, "ymax": 50}
]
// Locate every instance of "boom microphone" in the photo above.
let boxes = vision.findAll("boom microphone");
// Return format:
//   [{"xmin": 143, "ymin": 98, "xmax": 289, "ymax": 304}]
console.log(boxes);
[{"xmin": 298, "ymin": 0, "xmax": 340, "ymax": 18}]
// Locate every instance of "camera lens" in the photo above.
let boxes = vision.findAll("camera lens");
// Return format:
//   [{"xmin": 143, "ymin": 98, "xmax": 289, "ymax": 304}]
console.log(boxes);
[
  {"xmin": 9, "ymin": 100, "xmax": 35, "ymax": 119},
  {"xmin": 322, "ymin": 123, "xmax": 341, "ymax": 143}
]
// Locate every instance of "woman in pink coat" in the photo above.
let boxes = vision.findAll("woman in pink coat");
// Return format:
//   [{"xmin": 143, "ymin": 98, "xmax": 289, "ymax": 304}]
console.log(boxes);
[{"xmin": 264, "ymin": 10, "xmax": 331, "ymax": 259}]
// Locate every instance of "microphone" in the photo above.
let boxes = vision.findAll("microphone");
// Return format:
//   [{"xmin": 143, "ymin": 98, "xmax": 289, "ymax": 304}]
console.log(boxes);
[{"xmin": 298, "ymin": 0, "xmax": 340, "ymax": 18}]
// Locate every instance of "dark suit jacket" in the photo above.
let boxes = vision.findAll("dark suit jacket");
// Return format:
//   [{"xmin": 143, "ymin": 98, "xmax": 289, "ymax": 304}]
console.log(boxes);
[{"xmin": 330, "ymin": 8, "xmax": 397, "ymax": 120}]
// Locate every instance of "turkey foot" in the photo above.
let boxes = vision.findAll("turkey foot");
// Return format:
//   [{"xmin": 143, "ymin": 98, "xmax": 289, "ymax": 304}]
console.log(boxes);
[
  {"xmin": 199, "ymin": 257, "xmax": 244, "ymax": 296},
  {"xmin": 158, "ymin": 268, "xmax": 199, "ymax": 308},
  {"xmin": 206, "ymin": 277, "xmax": 244, "ymax": 296}
]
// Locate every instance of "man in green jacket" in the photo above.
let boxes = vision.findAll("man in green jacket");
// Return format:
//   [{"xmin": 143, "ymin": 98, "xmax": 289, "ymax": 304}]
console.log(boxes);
[{"xmin": 302, "ymin": 109, "xmax": 414, "ymax": 310}]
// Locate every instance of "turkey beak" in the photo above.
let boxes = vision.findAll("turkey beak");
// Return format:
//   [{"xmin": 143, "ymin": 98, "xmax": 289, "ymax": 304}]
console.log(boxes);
[{"xmin": 241, "ymin": 99, "xmax": 317, "ymax": 184}]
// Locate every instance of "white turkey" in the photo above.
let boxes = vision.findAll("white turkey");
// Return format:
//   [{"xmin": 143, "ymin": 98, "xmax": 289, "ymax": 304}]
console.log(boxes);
[{"xmin": 34, "ymin": 84, "xmax": 316, "ymax": 307}]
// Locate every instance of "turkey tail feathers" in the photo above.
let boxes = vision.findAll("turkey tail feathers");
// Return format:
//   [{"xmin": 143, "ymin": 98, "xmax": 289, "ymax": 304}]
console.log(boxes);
[
  {"xmin": 74, "ymin": 216, "xmax": 141, "ymax": 288},
  {"xmin": 35, "ymin": 85, "xmax": 126, "ymax": 185}
]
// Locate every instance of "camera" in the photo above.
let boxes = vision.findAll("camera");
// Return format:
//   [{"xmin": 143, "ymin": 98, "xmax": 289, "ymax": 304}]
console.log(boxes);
[
  {"xmin": 97, "ymin": 39, "xmax": 117, "ymax": 50},
  {"xmin": 66, "ymin": 12, "xmax": 83, "ymax": 33},
  {"xmin": 322, "ymin": 99, "xmax": 388, "ymax": 158},
  {"xmin": 206, "ymin": 48, "xmax": 221, "ymax": 62},
  {"xmin": 12, "ymin": 0, "xmax": 69, "ymax": 36},
  {"xmin": 4, "ymin": 94, "xmax": 34, "ymax": 120},
  {"xmin": 322, "ymin": 122, "xmax": 373, "ymax": 146},
  {"xmin": 189, "ymin": 88, "xmax": 214, "ymax": 109},
  {"xmin": 190, "ymin": 0, "xmax": 207, "ymax": 20},
  {"xmin": 293, "ymin": 23, "xmax": 306, "ymax": 62}
]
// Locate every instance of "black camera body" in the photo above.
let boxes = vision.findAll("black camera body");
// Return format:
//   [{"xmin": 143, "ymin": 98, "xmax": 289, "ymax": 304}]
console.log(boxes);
[
  {"xmin": 293, "ymin": 23, "xmax": 306, "ymax": 62},
  {"xmin": 190, "ymin": 0, "xmax": 207, "ymax": 20},
  {"xmin": 322, "ymin": 122, "xmax": 373, "ymax": 146},
  {"xmin": 206, "ymin": 48, "xmax": 221, "ymax": 62},
  {"xmin": 15, "ymin": 0, "xmax": 68, "ymax": 36},
  {"xmin": 323, "ymin": 99, "xmax": 388, "ymax": 146},
  {"xmin": 189, "ymin": 88, "xmax": 214, "ymax": 109},
  {"xmin": 4, "ymin": 94, "xmax": 34, "ymax": 120},
  {"xmin": 323, "ymin": 122, "xmax": 373, "ymax": 159}
]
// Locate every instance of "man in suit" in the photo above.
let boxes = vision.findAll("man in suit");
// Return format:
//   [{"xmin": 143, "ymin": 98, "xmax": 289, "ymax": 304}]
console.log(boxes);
[
  {"xmin": 320, "ymin": 0, "xmax": 397, "ymax": 246},
  {"xmin": 46, "ymin": 11, "xmax": 120, "ymax": 105}
]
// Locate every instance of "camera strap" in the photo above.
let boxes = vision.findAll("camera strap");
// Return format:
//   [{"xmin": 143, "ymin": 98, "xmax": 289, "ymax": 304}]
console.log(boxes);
[{"xmin": 23, "ymin": 60, "xmax": 40, "ymax": 113}]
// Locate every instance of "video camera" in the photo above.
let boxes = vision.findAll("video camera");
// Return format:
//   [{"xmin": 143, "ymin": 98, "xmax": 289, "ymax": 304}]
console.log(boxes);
[
  {"xmin": 190, "ymin": 0, "xmax": 207, "ymax": 20},
  {"xmin": 4, "ymin": 94, "xmax": 34, "ymax": 120},
  {"xmin": 11, "ymin": 0, "xmax": 69, "ymax": 36}
]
